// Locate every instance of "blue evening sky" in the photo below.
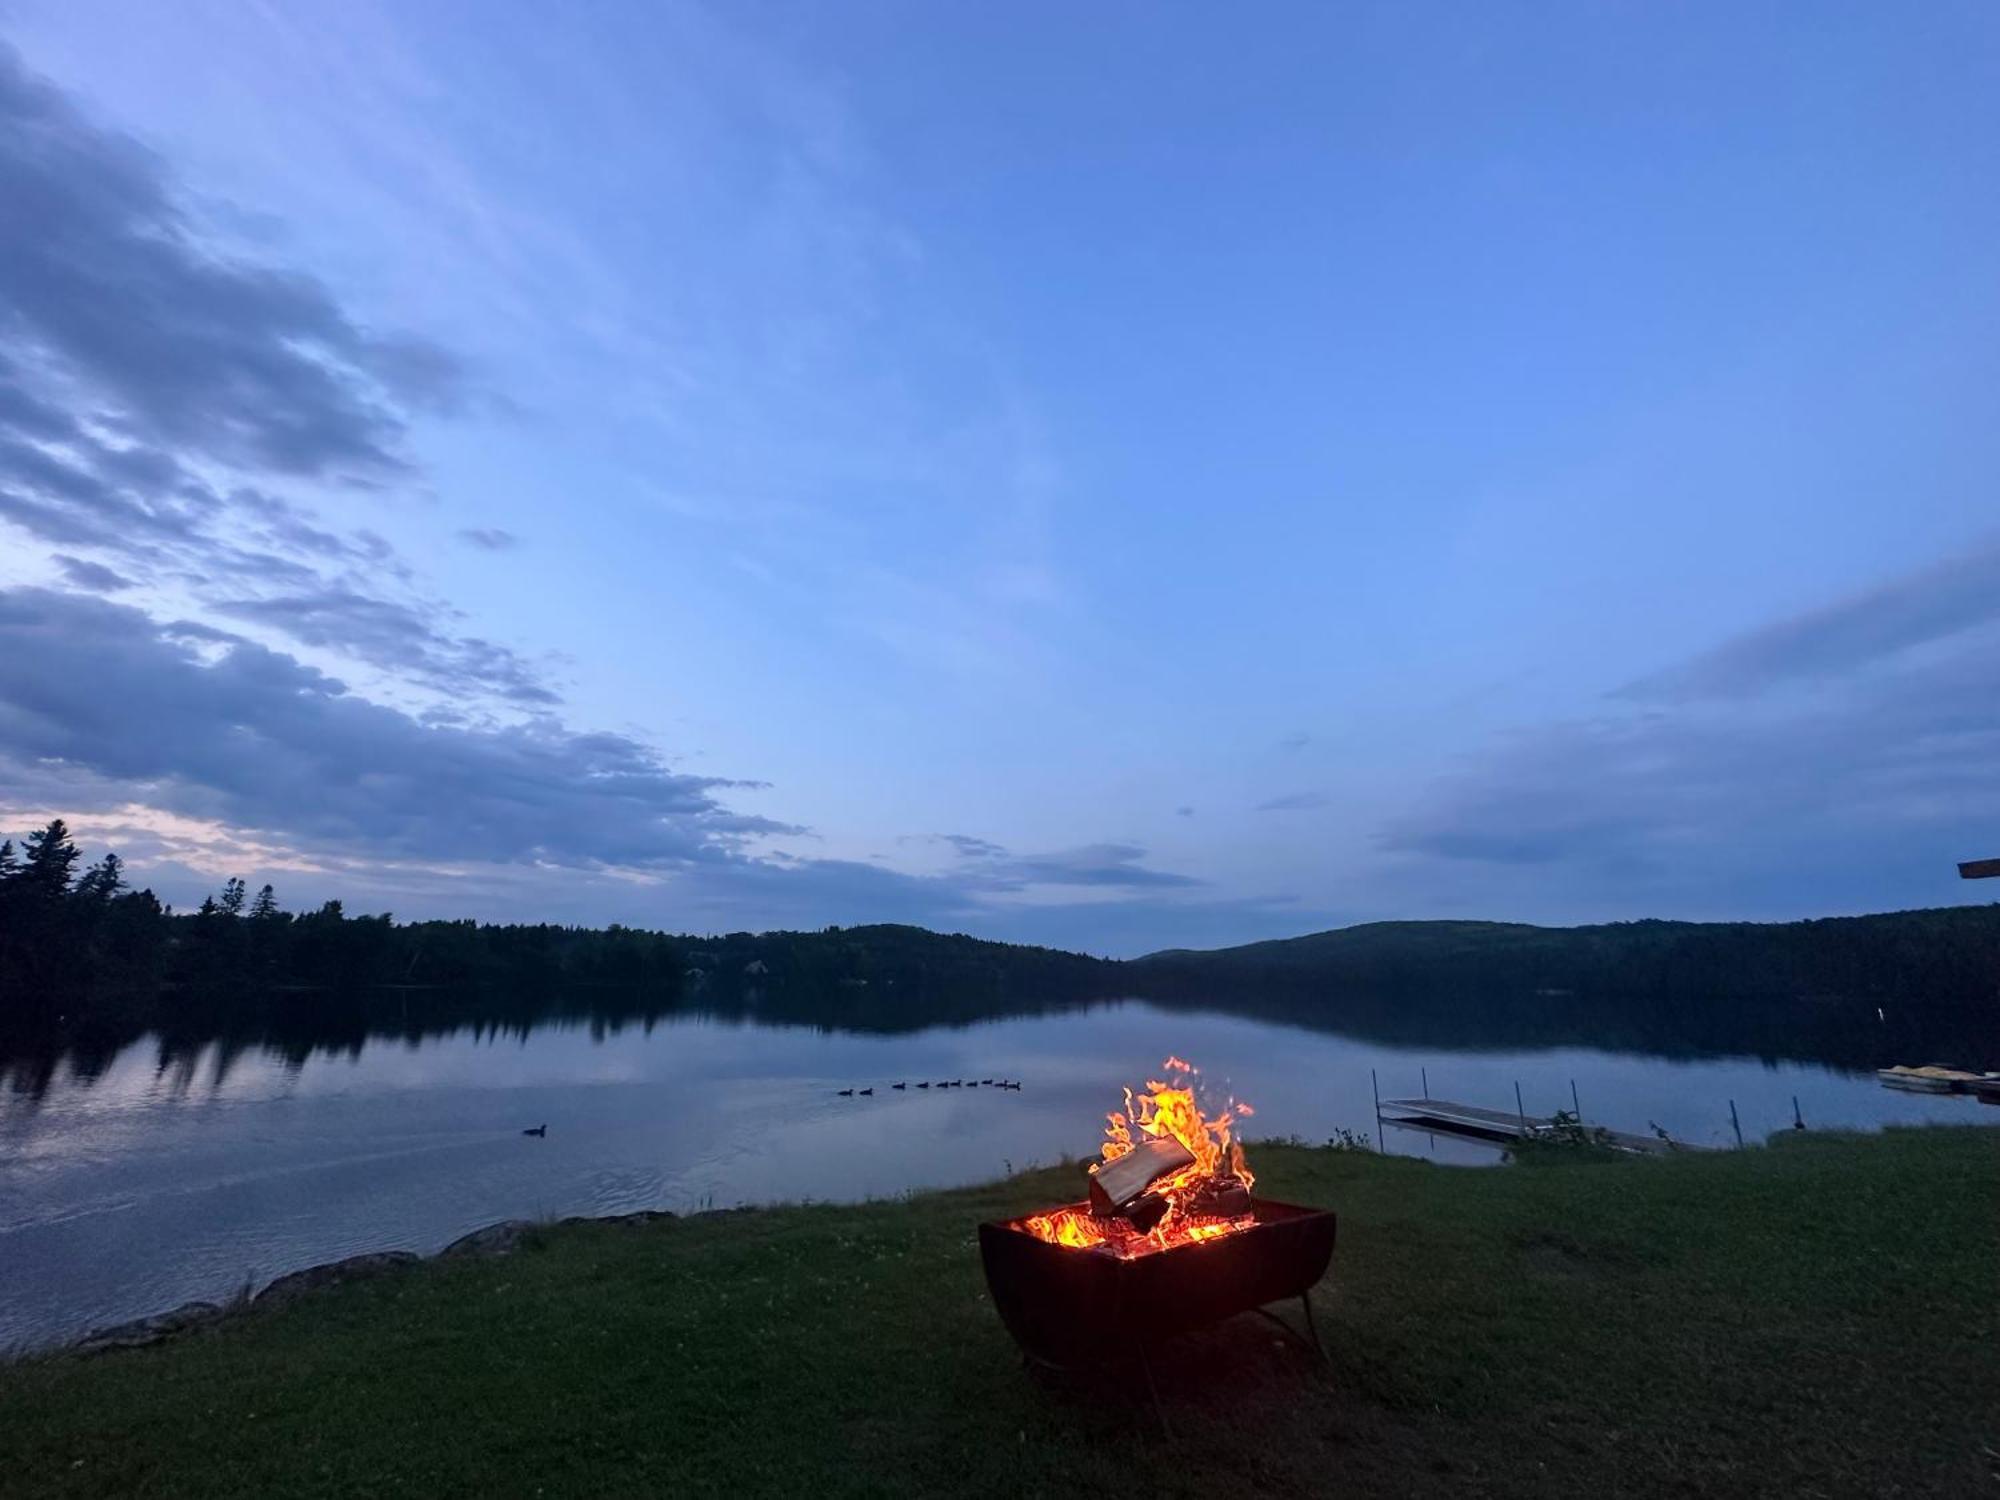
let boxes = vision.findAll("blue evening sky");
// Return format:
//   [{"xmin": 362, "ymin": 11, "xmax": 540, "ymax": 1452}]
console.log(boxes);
[{"xmin": 1, "ymin": 2, "xmax": 1995, "ymax": 952}]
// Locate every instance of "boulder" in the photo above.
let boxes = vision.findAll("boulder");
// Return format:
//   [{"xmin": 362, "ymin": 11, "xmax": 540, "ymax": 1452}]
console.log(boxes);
[
  {"xmin": 75, "ymin": 1300, "xmax": 224, "ymax": 1355},
  {"xmin": 254, "ymin": 1251, "xmax": 420, "ymax": 1308},
  {"xmin": 440, "ymin": 1219, "xmax": 536, "ymax": 1258},
  {"xmin": 556, "ymin": 1209, "xmax": 678, "ymax": 1229}
]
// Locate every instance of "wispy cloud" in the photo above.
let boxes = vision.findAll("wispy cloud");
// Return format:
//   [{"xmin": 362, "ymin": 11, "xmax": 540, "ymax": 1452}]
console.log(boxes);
[
  {"xmin": 1255, "ymin": 791, "xmax": 1328, "ymax": 813},
  {"xmin": 937, "ymin": 833, "xmax": 1199, "ymax": 890},
  {"xmin": 0, "ymin": 588, "xmax": 778, "ymax": 870},
  {"xmin": 1618, "ymin": 540, "xmax": 2000, "ymax": 704},
  {"xmin": 0, "ymin": 44, "xmax": 548, "ymax": 708},
  {"xmin": 1381, "ymin": 540, "xmax": 2000, "ymax": 912}
]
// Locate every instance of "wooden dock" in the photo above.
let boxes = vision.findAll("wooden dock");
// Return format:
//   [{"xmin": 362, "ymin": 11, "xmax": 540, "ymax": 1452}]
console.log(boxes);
[{"xmin": 1378, "ymin": 1097, "xmax": 1692, "ymax": 1155}]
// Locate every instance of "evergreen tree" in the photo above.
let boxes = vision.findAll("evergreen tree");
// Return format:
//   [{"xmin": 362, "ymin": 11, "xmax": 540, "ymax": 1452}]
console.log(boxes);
[
  {"xmin": 197, "ymin": 894, "xmax": 220, "ymax": 917},
  {"xmin": 74, "ymin": 852, "xmax": 125, "ymax": 905},
  {"xmin": 249, "ymin": 883, "xmax": 279, "ymax": 920},
  {"xmin": 0, "ymin": 839, "xmax": 17, "ymax": 882},
  {"xmin": 219, "ymin": 877, "xmax": 247, "ymax": 916},
  {"xmin": 19, "ymin": 820, "xmax": 80, "ymax": 899}
]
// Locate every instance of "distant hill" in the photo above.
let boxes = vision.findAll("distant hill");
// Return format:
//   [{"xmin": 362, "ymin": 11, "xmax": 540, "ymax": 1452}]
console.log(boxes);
[
  {"xmin": 1118, "ymin": 907, "xmax": 2000, "ymax": 1070},
  {"xmin": 1127, "ymin": 907, "xmax": 2000, "ymax": 1006}
]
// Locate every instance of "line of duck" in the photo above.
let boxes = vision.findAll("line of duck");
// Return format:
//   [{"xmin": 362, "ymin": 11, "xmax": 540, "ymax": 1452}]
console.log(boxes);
[{"xmin": 836, "ymin": 1079, "xmax": 1022, "ymax": 1097}]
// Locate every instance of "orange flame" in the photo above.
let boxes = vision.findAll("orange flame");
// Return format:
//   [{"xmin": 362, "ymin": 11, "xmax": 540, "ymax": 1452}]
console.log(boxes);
[{"xmin": 1019, "ymin": 1056, "xmax": 1258, "ymax": 1258}]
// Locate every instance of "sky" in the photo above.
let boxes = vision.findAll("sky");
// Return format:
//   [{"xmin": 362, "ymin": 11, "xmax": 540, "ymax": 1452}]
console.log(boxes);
[{"xmin": 0, "ymin": 2, "xmax": 1996, "ymax": 956}]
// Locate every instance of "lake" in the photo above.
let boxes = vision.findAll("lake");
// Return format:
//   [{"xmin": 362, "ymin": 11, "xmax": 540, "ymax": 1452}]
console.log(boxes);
[{"xmin": 0, "ymin": 997, "xmax": 1983, "ymax": 1352}]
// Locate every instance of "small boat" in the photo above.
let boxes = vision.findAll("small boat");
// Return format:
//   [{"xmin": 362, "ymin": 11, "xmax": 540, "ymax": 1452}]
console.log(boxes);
[{"xmin": 1876, "ymin": 1065, "xmax": 1982, "ymax": 1094}]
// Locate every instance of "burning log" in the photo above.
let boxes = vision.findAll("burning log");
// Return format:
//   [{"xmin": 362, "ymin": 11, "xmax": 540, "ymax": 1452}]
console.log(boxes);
[{"xmin": 1088, "ymin": 1135, "xmax": 1195, "ymax": 1217}]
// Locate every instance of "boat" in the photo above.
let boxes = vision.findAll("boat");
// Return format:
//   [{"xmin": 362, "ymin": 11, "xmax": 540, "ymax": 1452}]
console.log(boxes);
[
  {"xmin": 1971, "ymin": 1074, "xmax": 2000, "ymax": 1106},
  {"xmin": 1876, "ymin": 1065, "xmax": 1985, "ymax": 1094}
]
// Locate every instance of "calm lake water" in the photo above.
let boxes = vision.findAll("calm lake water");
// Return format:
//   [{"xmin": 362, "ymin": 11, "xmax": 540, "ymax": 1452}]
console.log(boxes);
[{"xmin": 0, "ymin": 998, "xmax": 1983, "ymax": 1352}]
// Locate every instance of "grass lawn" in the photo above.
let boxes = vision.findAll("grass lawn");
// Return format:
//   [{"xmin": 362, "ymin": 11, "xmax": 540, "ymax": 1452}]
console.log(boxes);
[{"xmin": 1, "ymin": 1127, "xmax": 1994, "ymax": 1498}]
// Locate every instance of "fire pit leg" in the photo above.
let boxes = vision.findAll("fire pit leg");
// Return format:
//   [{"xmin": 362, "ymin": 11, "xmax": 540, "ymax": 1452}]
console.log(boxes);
[
  {"xmin": 1249, "ymin": 1291, "xmax": 1330, "ymax": 1366},
  {"xmin": 1299, "ymin": 1290, "xmax": 1329, "ymax": 1365},
  {"xmin": 1136, "ymin": 1343, "xmax": 1169, "ymax": 1438}
]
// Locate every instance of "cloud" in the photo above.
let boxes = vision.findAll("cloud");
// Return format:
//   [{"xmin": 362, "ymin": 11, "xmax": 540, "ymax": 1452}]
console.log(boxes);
[
  {"xmin": 52, "ymin": 554, "xmax": 132, "ymax": 592},
  {"xmin": 211, "ymin": 591, "xmax": 556, "ymax": 707},
  {"xmin": 457, "ymin": 527, "xmax": 520, "ymax": 551},
  {"xmin": 1381, "ymin": 541, "xmax": 2000, "ymax": 913},
  {"xmin": 1255, "ymin": 791, "xmax": 1328, "ymax": 813},
  {"xmin": 0, "ymin": 45, "xmax": 550, "ymax": 708},
  {"xmin": 1619, "ymin": 540, "xmax": 2000, "ymax": 703},
  {"xmin": 0, "ymin": 588, "xmax": 777, "ymax": 870},
  {"xmin": 0, "ymin": 587, "xmax": 1234, "ymax": 947},
  {"xmin": 0, "ymin": 44, "xmax": 457, "ymax": 479},
  {"xmin": 936, "ymin": 832, "xmax": 1198, "ymax": 890}
]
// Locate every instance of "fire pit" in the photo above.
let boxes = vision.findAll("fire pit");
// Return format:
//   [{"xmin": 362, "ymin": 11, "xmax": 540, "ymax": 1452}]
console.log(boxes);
[{"xmin": 979, "ymin": 1057, "xmax": 1337, "ymax": 1370}]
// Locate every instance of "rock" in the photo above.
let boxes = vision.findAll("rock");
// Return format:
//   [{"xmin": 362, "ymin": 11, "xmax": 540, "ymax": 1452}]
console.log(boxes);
[
  {"xmin": 75, "ymin": 1300, "xmax": 224, "ymax": 1355},
  {"xmin": 555, "ymin": 1209, "xmax": 677, "ymax": 1229},
  {"xmin": 439, "ymin": 1220, "xmax": 536, "ymax": 1258},
  {"xmin": 254, "ymin": 1251, "xmax": 420, "ymax": 1308}
]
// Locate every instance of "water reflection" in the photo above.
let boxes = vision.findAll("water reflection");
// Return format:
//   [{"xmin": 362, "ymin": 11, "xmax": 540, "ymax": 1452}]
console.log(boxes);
[{"xmin": 0, "ymin": 993, "xmax": 1988, "ymax": 1353}]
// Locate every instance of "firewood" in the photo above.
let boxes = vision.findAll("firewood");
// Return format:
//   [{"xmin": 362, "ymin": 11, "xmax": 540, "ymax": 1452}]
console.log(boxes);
[
  {"xmin": 1087, "ymin": 1135, "xmax": 1195, "ymax": 1215},
  {"xmin": 1123, "ymin": 1191, "xmax": 1170, "ymax": 1235},
  {"xmin": 1190, "ymin": 1181, "xmax": 1251, "ymax": 1219}
]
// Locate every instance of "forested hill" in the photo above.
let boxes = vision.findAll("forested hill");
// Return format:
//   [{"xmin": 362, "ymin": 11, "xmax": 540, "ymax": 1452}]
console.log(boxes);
[
  {"xmin": 1128, "ymin": 908, "xmax": 2000, "ymax": 1006},
  {"xmin": 5, "ymin": 817, "xmax": 1999, "ymax": 1075}
]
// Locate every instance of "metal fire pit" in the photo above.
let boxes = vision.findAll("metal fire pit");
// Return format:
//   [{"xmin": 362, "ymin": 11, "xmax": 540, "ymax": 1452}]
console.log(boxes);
[{"xmin": 978, "ymin": 1196, "xmax": 1337, "ymax": 1370}]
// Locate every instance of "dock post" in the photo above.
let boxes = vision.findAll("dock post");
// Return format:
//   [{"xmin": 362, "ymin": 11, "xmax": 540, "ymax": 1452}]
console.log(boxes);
[
  {"xmin": 1371, "ymin": 1067, "xmax": 1383, "ymax": 1154},
  {"xmin": 1729, "ymin": 1099, "xmax": 1743, "ymax": 1148},
  {"xmin": 1792, "ymin": 1095, "xmax": 1805, "ymax": 1131},
  {"xmin": 1421, "ymin": 1065, "xmax": 1429, "ymax": 1100},
  {"xmin": 1570, "ymin": 1078, "xmax": 1581, "ymax": 1121},
  {"xmin": 1514, "ymin": 1080, "xmax": 1528, "ymax": 1135}
]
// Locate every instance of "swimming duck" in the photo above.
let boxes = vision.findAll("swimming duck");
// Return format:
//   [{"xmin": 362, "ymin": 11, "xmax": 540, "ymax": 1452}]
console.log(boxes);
[
  {"xmin": 522, "ymin": 1124, "xmax": 547, "ymax": 1137},
  {"xmin": 859, "ymin": 1087, "xmax": 874, "ymax": 1096},
  {"xmin": 838, "ymin": 1089, "xmax": 854, "ymax": 1097}
]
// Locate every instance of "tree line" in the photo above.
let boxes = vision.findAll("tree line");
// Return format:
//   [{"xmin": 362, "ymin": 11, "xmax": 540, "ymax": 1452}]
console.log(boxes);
[{"xmin": 0, "ymin": 820, "xmax": 1118, "ymax": 1060}]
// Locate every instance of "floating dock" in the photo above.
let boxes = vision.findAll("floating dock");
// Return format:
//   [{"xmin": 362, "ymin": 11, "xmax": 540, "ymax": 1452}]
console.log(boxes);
[{"xmin": 1377, "ymin": 1097, "xmax": 1693, "ymax": 1155}]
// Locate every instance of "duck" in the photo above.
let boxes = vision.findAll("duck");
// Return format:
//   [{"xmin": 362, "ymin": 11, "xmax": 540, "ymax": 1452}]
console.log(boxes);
[
  {"xmin": 522, "ymin": 1124, "xmax": 547, "ymax": 1137},
  {"xmin": 838, "ymin": 1089, "xmax": 854, "ymax": 1097},
  {"xmin": 980, "ymin": 1078, "xmax": 993, "ymax": 1086},
  {"xmin": 859, "ymin": 1087, "xmax": 874, "ymax": 1097},
  {"xmin": 892, "ymin": 1082, "xmax": 906, "ymax": 1090},
  {"xmin": 917, "ymin": 1081, "xmax": 931, "ymax": 1089}
]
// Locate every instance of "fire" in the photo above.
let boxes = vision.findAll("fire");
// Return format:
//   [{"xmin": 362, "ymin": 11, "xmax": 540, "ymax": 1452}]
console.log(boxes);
[{"xmin": 1020, "ymin": 1057, "xmax": 1258, "ymax": 1258}]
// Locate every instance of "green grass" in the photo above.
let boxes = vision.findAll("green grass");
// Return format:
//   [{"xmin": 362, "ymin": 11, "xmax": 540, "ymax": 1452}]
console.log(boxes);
[{"xmin": 2, "ymin": 1128, "xmax": 1995, "ymax": 1498}]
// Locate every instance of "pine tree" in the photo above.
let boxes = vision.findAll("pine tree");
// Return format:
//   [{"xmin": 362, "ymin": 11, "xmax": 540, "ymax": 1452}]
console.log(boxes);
[
  {"xmin": 74, "ymin": 852, "xmax": 124, "ymax": 904},
  {"xmin": 220, "ymin": 877, "xmax": 247, "ymax": 916},
  {"xmin": 249, "ymin": 883, "xmax": 279, "ymax": 920},
  {"xmin": 20, "ymin": 819, "xmax": 79, "ymax": 899},
  {"xmin": 0, "ymin": 839, "xmax": 17, "ymax": 882}
]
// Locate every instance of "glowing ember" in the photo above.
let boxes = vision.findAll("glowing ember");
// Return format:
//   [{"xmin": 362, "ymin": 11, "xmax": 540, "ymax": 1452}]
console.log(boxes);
[{"xmin": 1021, "ymin": 1056, "xmax": 1258, "ymax": 1257}]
